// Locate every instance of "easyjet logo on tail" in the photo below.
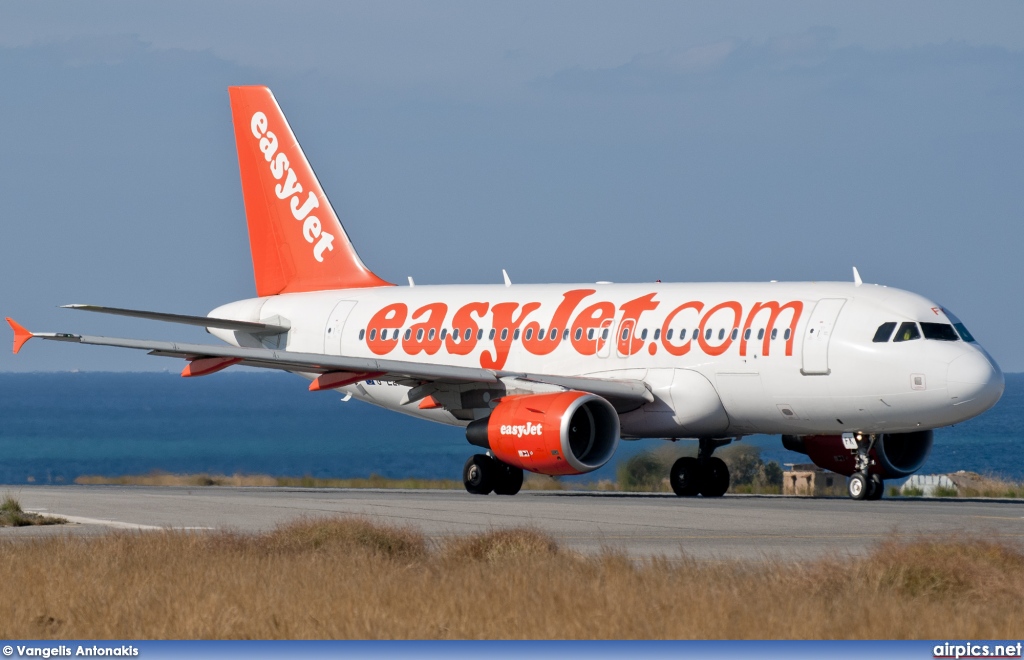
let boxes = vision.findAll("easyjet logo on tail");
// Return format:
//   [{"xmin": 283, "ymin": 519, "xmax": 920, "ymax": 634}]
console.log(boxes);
[{"xmin": 249, "ymin": 111, "xmax": 335, "ymax": 263}]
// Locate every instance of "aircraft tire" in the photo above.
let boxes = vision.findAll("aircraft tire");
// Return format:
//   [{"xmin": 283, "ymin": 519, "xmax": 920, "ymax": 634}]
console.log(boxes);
[
  {"xmin": 848, "ymin": 472, "xmax": 868, "ymax": 500},
  {"xmin": 463, "ymin": 454, "xmax": 496, "ymax": 495},
  {"xmin": 699, "ymin": 456, "xmax": 730, "ymax": 497},
  {"xmin": 866, "ymin": 474, "xmax": 884, "ymax": 500},
  {"xmin": 670, "ymin": 457, "xmax": 701, "ymax": 496},
  {"xmin": 493, "ymin": 462, "xmax": 524, "ymax": 496}
]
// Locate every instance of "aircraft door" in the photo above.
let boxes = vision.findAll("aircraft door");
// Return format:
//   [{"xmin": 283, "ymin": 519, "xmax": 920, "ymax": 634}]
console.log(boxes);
[
  {"xmin": 325, "ymin": 300, "xmax": 358, "ymax": 356},
  {"xmin": 801, "ymin": 298, "xmax": 846, "ymax": 375}
]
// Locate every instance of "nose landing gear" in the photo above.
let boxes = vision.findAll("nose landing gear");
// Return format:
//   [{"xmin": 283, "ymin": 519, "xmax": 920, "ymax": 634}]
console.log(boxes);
[
  {"xmin": 846, "ymin": 433, "xmax": 884, "ymax": 501},
  {"xmin": 670, "ymin": 438, "xmax": 731, "ymax": 497}
]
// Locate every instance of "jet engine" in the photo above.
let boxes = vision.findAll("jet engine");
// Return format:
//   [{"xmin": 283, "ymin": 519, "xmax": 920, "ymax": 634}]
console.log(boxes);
[
  {"xmin": 782, "ymin": 431, "xmax": 933, "ymax": 478},
  {"xmin": 466, "ymin": 390, "xmax": 620, "ymax": 476}
]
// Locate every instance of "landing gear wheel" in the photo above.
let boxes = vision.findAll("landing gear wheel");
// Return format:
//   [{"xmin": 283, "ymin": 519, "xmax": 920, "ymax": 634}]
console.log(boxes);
[
  {"xmin": 670, "ymin": 457, "xmax": 701, "ymax": 496},
  {"xmin": 493, "ymin": 463, "xmax": 524, "ymax": 496},
  {"xmin": 699, "ymin": 456, "xmax": 730, "ymax": 497},
  {"xmin": 866, "ymin": 474, "xmax": 884, "ymax": 500},
  {"xmin": 848, "ymin": 472, "xmax": 868, "ymax": 500},
  {"xmin": 463, "ymin": 454, "xmax": 496, "ymax": 495}
]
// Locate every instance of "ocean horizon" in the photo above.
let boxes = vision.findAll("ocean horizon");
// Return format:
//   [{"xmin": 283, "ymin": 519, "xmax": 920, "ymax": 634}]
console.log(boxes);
[{"xmin": 0, "ymin": 371, "xmax": 1020, "ymax": 486}]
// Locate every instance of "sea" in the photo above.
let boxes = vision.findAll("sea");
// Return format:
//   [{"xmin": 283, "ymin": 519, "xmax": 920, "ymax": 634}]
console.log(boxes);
[{"xmin": 0, "ymin": 371, "xmax": 1021, "ymax": 486}]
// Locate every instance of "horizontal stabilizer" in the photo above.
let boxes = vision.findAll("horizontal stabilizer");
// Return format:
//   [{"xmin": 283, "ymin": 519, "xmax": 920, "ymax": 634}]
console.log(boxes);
[{"xmin": 62, "ymin": 305, "xmax": 289, "ymax": 335}]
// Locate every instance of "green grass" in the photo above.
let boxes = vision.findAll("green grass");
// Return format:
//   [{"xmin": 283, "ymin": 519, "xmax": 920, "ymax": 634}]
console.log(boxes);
[{"xmin": 0, "ymin": 494, "xmax": 66, "ymax": 527}]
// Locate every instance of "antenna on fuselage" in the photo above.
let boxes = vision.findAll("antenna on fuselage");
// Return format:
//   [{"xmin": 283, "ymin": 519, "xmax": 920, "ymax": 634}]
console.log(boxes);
[
  {"xmin": 502, "ymin": 269, "xmax": 512, "ymax": 287},
  {"xmin": 408, "ymin": 276, "xmax": 415, "ymax": 287},
  {"xmin": 852, "ymin": 267, "xmax": 863, "ymax": 287}
]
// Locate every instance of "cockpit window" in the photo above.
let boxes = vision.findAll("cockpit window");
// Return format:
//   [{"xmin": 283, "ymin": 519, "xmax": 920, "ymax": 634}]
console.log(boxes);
[
  {"xmin": 920, "ymin": 322, "xmax": 959, "ymax": 341},
  {"xmin": 953, "ymin": 323, "xmax": 975, "ymax": 343},
  {"xmin": 872, "ymin": 322, "xmax": 896, "ymax": 343},
  {"xmin": 940, "ymin": 307, "xmax": 977, "ymax": 343},
  {"xmin": 893, "ymin": 322, "xmax": 921, "ymax": 342}
]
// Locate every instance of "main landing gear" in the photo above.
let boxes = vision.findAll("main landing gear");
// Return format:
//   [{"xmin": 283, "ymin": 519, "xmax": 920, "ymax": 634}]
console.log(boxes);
[
  {"xmin": 669, "ymin": 438, "xmax": 731, "ymax": 497},
  {"xmin": 463, "ymin": 454, "xmax": 524, "ymax": 496},
  {"xmin": 846, "ymin": 433, "xmax": 884, "ymax": 501}
]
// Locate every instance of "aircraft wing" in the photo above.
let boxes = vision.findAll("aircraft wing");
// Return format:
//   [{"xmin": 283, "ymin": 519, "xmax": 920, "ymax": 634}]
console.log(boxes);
[
  {"xmin": 5, "ymin": 318, "xmax": 653, "ymax": 407},
  {"xmin": 60, "ymin": 304, "xmax": 290, "ymax": 335}
]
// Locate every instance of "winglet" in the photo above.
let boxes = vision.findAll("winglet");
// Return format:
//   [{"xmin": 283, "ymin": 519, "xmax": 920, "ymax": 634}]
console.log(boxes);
[
  {"xmin": 5, "ymin": 318, "xmax": 33, "ymax": 354},
  {"xmin": 852, "ymin": 266, "xmax": 863, "ymax": 287}
]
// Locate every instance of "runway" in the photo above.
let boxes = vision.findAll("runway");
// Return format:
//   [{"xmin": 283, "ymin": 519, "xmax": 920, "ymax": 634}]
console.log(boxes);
[{"xmin": 5, "ymin": 485, "xmax": 1024, "ymax": 560}]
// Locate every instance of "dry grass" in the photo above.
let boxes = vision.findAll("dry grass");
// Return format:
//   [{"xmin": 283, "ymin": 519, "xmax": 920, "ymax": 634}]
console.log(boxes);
[
  {"xmin": 0, "ymin": 495, "xmax": 66, "ymax": 527},
  {"xmin": 957, "ymin": 476, "xmax": 1024, "ymax": 499},
  {"xmin": 1, "ymin": 517, "xmax": 1023, "ymax": 639},
  {"xmin": 897, "ymin": 474, "xmax": 1024, "ymax": 499}
]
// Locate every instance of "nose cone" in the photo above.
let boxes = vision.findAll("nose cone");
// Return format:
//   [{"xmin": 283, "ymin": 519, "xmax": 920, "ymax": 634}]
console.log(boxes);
[{"xmin": 948, "ymin": 351, "xmax": 1004, "ymax": 419}]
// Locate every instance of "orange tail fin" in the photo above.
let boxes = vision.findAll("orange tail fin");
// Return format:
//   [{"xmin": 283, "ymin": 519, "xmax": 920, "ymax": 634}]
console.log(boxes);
[{"xmin": 228, "ymin": 86, "xmax": 393, "ymax": 296}]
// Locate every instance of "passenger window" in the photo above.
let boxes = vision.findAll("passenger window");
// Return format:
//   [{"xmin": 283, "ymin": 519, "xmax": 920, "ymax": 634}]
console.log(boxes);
[
  {"xmin": 784, "ymin": 329, "xmax": 791, "ymax": 340},
  {"xmin": 463, "ymin": 328, "xmax": 471, "ymax": 341},
  {"xmin": 705, "ymin": 329, "xmax": 712, "ymax": 340},
  {"xmin": 654, "ymin": 329, "xmax": 661, "ymax": 340},
  {"xmin": 575, "ymin": 328, "xmax": 583, "ymax": 341},
  {"xmin": 563, "ymin": 329, "xmax": 570, "ymax": 341},
  {"xmin": 601, "ymin": 328, "xmax": 609, "ymax": 340},
  {"xmin": 550, "ymin": 328, "xmax": 558, "ymax": 340},
  {"xmin": 667, "ymin": 329, "xmax": 674, "ymax": 340},
  {"xmin": 428, "ymin": 329, "xmax": 435, "ymax": 341},
  {"xmin": 360, "ymin": 329, "xmax": 367, "ymax": 341},
  {"xmin": 717, "ymin": 329, "xmax": 724, "ymax": 340},
  {"xmin": 757, "ymin": 329, "xmax": 764, "ymax": 340},
  {"xmin": 404, "ymin": 329, "xmax": 411, "ymax": 341},
  {"xmin": 526, "ymin": 328, "xmax": 534, "ymax": 341},
  {"xmin": 477, "ymin": 329, "xmax": 483, "ymax": 340},
  {"xmin": 640, "ymin": 328, "xmax": 648, "ymax": 340},
  {"xmin": 440, "ymin": 328, "xmax": 447, "ymax": 340},
  {"xmin": 771, "ymin": 328, "xmax": 777, "ymax": 340},
  {"xmin": 731, "ymin": 329, "xmax": 738, "ymax": 340},
  {"xmin": 514, "ymin": 329, "xmax": 520, "ymax": 340},
  {"xmin": 416, "ymin": 329, "xmax": 424, "ymax": 341},
  {"xmin": 489, "ymin": 329, "xmax": 495, "ymax": 340},
  {"xmin": 500, "ymin": 328, "xmax": 508, "ymax": 341},
  {"xmin": 872, "ymin": 322, "xmax": 896, "ymax": 343},
  {"xmin": 893, "ymin": 322, "xmax": 921, "ymax": 342},
  {"xmin": 621, "ymin": 328, "xmax": 630, "ymax": 340},
  {"xmin": 692, "ymin": 329, "xmax": 699, "ymax": 340},
  {"xmin": 744, "ymin": 328, "xmax": 751, "ymax": 340},
  {"xmin": 920, "ymin": 322, "xmax": 959, "ymax": 341}
]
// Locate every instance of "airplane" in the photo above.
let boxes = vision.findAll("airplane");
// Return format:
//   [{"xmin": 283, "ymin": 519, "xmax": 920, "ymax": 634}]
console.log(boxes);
[{"xmin": 5, "ymin": 86, "xmax": 1005, "ymax": 501}]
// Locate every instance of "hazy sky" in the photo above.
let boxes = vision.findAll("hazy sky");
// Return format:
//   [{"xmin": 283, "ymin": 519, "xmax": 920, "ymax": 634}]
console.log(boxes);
[{"xmin": 1, "ymin": 2, "xmax": 1022, "ymax": 371}]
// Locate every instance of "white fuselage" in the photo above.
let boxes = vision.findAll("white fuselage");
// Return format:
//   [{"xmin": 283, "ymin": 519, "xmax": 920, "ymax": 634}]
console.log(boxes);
[{"xmin": 209, "ymin": 280, "xmax": 1004, "ymax": 440}]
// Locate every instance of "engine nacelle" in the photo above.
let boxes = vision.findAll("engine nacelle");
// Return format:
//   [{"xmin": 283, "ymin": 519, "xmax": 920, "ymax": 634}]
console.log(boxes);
[
  {"xmin": 466, "ymin": 391, "xmax": 620, "ymax": 476},
  {"xmin": 782, "ymin": 431, "xmax": 934, "ymax": 478}
]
